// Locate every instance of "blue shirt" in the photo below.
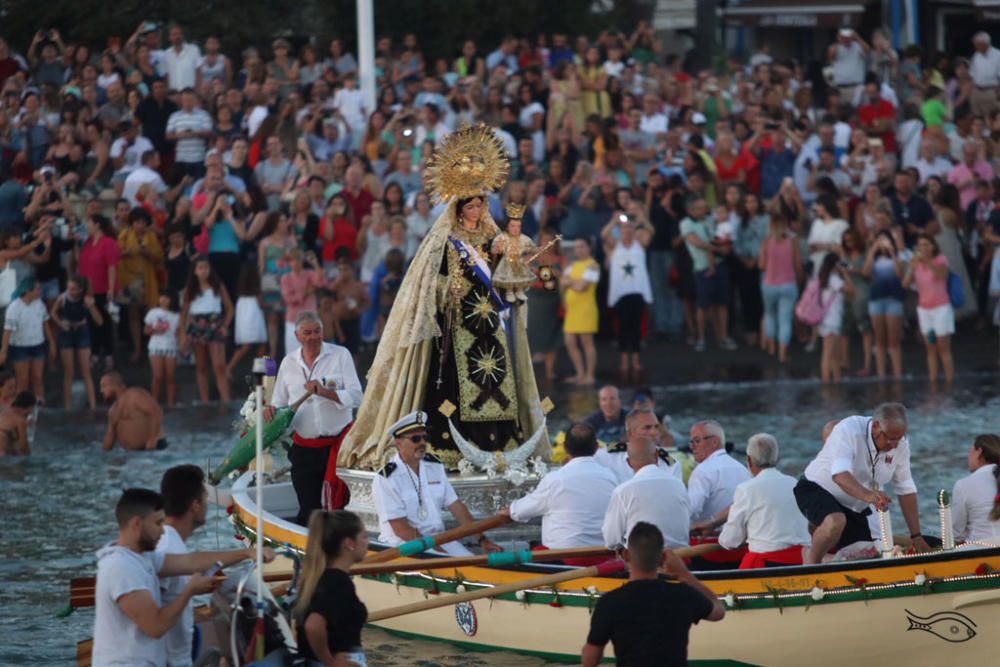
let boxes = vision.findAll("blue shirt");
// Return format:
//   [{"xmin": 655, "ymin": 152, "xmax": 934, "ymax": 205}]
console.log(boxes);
[
  {"xmin": 759, "ymin": 146, "xmax": 796, "ymax": 200},
  {"xmin": 208, "ymin": 219, "xmax": 241, "ymax": 254},
  {"xmin": 869, "ymin": 255, "xmax": 904, "ymax": 301},
  {"xmin": 584, "ymin": 410, "xmax": 627, "ymax": 445}
]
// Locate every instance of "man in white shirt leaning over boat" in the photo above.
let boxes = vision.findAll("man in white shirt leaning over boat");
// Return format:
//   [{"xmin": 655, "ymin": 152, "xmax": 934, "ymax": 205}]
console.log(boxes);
[
  {"xmin": 602, "ymin": 436, "xmax": 690, "ymax": 550},
  {"xmin": 501, "ymin": 423, "xmax": 618, "ymax": 554},
  {"xmin": 155, "ymin": 465, "xmax": 209, "ymax": 667},
  {"xmin": 718, "ymin": 434, "xmax": 811, "ymax": 569},
  {"xmin": 794, "ymin": 403, "xmax": 931, "ymax": 564},
  {"xmin": 686, "ymin": 420, "xmax": 751, "ymax": 529},
  {"xmin": 92, "ymin": 488, "xmax": 274, "ymax": 667}
]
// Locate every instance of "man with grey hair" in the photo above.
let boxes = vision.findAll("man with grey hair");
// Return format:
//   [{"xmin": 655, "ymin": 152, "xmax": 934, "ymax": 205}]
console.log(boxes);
[
  {"xmin": 686, "ymin": 420, "xmax": 750, "ymax": 527},
  {"xmin": 265, "ymin": 311, "xmax": 363, "ymax": 522},
  {"xmin": 970, "ymin": 32, "xmax": 1000, "ymax": 118},
  {"xmin": 595, "ymin": 408, "xmax": 683, "ymax": 484},
  {"xmin": 794, "ymin": 403, "xmax": 929, "ymax": 564},
  {"xmin": 718, "ymin": 434, "xmax": 811, "ymax": 569}
]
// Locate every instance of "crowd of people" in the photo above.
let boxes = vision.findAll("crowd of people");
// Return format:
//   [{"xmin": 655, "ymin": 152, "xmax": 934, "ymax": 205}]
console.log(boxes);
[{"xmin": 0, "ymin": 19, "xmax": 998, "ymax": 425}]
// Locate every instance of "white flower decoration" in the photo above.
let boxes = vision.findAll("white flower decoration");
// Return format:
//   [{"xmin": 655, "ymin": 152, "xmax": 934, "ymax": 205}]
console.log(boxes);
[
  {"xmin": 586, "ymin": 586, "xmax": 599, "ymax": 595},
  {"xmin": 389, "ymin": 575, "xmax": 399, "ymax": 585},
  {"xmin": 456, "ymin": 584, "xmax": 467, "ymax": 593},
  {"xmin": 810, "ymin": 587, "xmax": 825, "ymax": 601},
  {"xmin": 723, "ymin": 593, "xmax": 736, "ymax": 608},
  {"xmin": 914, "ymin": 573, "xmax": 927, "ymax": 586},
  {"xmin": 515, "ymin": 590, "xmax": 526, "ymax": 601}
]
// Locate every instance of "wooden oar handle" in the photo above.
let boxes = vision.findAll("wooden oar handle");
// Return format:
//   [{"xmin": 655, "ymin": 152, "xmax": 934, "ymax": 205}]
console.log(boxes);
[
  {"xmin": 362, "ymin": 514, "xmax": 512, "ymax": 564},
  {"xmin": 352, "ymin": 546, "xmax": 613, "ymax": 576}
]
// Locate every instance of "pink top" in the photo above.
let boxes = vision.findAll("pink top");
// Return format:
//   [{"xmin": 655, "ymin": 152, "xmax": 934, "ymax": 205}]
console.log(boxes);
[
  {"xmin": 948, "ymin": 161, "xmax": 994, "ymax": 209},
  {"xmin": 763, "ymin": 235, "xmax": 797, "ymax": 286},
  {"xmin": 78, "ymin": 235, "xmax": 121, "ymax": 295},
  {"xmin": 280, "ymin": 269, "xmax": 326, "ymax": 323},
  {"xmin": 914, "ymin": 254, "xmax": 950, "ymax": 309}
]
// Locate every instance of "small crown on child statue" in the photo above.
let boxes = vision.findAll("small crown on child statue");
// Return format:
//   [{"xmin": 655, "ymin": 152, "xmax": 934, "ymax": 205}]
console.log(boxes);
[{"xmin": 505, "ymin": 202, "xmax": 526, "ymax": 220}]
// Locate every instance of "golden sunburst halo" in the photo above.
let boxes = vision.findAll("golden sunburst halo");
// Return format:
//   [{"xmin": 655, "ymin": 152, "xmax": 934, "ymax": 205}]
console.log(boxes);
[
  {"xmin": 470, "ymin": 345, "xmax": 503, "ymax": 384},
  {"xmin": 424, "ymin": 124, "xmax": 510, "ymax": 204},
  {"xmin": 464, "ymin": 293, "xmax": 495, "ymax": 325}
]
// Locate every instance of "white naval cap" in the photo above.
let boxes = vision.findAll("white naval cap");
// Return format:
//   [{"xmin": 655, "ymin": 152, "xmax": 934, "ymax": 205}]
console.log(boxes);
[{"xmin": 388, "ymin": 410, "xmax": 429, "ymax": 439}]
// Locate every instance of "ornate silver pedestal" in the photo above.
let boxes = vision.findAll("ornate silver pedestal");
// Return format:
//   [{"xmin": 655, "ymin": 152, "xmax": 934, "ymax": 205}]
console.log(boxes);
[{"xmin": 340, "ymin": 468, "xmax": 543, "ymax": 546}]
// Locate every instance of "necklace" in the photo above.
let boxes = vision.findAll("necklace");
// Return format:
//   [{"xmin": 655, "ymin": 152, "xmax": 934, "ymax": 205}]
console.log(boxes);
[
  {"xmin": 404, "ymin": 463, "xmax": 428, "ymax": 520},
  {"xmin": 866, "ymin": 419, "xmax": 880, "ymax": 492}
]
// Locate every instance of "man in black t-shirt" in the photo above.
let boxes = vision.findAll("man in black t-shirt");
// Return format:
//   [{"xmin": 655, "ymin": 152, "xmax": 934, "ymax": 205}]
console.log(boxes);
[{"xmin": 582, "ymin": 522, "xmax": 725, "ymax": 666}]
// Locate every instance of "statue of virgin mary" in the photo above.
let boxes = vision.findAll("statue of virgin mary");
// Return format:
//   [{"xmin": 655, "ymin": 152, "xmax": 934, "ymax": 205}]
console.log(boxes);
[{"xmin": 339, "ymin": 125, "xmax": 549, "ymax": 470}]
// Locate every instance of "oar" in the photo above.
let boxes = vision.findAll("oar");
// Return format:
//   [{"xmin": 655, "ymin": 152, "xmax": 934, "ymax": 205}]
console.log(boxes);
[
  {"xmin": 361, "ymin": 514, "xmax": 512, "ymax": 564},
  {"xmin": 67, "ymin": 572, "xmax": 290, "ymax": 609},
  {"xmin": 367, "ymin": 558, "xmax": 627, "ymax": 622},
  {"xmin": 354, "ymin": 545, "xmax": 613, "ymax": 576}
]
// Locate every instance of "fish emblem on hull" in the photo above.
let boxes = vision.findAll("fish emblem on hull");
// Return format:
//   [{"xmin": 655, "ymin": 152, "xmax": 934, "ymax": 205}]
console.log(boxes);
[{"xmin": 904, "ymin": 609, "xmax": 977, "ymax": 643}]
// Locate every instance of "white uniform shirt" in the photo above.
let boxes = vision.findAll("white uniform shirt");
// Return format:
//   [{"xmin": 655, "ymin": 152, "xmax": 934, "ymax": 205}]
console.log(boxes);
[
  {"xmin": 687, "ymin": 449, "xmax": 752, "ymax": 523},
  {"xmin": 155, "ymin": 526, "xmax": 192, "ymax": 667},
  {"xmin": 372, "ymin": 453, "xmax": 470, "ymax": 555},
  {"xmin": 594, "ymin": 445, "xmax": 683, "ymax": 485},
  {"xmin": 718, "ymin": 468, "xmax": 811, "ymax": 553},
  {"xmin": 952, "ymin": 464, "xmax": 1000, "ymax": 543},
  {"xmin": 831, "ymin": 42, "xmax": 866, "ymax": 86},
  {"xmin": 92, "ymin": 544, "xmax": 167, "ymax": 667},
  {"xmin": 803, "ymin": 415, "xmax": 918, "ymax": 513},
  {"xmin": 271, "ymin": 342, "xmax": 362, "ymax": 438},
  {"xmin": 602, "ymin": 464, "xmax": 690, "ymax": 549},
  {"xmin": 509, "ymin": 456, "xmax": 617, "ymax": 549},
  {"xmin": 971, "ymin": 47, "xmax": 1000, "ymax": 88}
]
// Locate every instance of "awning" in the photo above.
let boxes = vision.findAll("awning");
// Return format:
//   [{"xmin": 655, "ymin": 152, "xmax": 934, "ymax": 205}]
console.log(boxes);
[{"xmin": 723, "ymin": 1, "xmax": 869, "ymax": 28}]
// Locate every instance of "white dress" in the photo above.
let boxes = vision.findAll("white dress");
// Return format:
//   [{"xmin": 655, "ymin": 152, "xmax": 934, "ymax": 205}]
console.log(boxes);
[
  {"xmin": 234, "ymin": 296, "xmax": 267, "ymax": 345},
  {"xmin": 606, "ymin": 240, "xmax": 653, "ymax": 307}
]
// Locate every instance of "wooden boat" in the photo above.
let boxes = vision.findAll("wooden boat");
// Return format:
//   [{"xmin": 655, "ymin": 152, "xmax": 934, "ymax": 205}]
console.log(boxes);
[{"xmin": 231, "ymin": 471, "xmax": 1000, "ymax": 666}]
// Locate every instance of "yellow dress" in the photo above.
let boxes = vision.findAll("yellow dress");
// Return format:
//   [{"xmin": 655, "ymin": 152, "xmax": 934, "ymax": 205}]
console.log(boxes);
[
  {"xmin": 579, "ymin": 66, "xmax": 610, "ymax": 119},
  {"xmin": 563, "ymin": 259, "xmax": 599, "ymax": 334},
  {"xmin": 117, "ymin": 228, "xmax": 163, "ymax": 309}
]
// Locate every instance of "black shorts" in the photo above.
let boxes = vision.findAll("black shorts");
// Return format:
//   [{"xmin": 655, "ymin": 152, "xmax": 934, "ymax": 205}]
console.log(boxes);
[{"xmin": 793, "ymin": 477, "xmax": 873, "ymax": 551}]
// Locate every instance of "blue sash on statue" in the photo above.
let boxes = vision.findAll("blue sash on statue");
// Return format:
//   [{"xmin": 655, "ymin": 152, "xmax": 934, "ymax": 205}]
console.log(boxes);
[{"xmin": 448, "ymin": 235, "xmax": 509, "ymax": 311}]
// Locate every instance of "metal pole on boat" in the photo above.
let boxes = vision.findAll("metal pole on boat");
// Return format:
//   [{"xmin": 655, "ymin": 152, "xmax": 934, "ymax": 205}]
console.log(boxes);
[
  {"xmin": 939, "ymin": 490, "xmax": 955, "ymax": 551},
  {"xmin": 251, "ymin": 357, "xmax": 268, "ymax": 660}
]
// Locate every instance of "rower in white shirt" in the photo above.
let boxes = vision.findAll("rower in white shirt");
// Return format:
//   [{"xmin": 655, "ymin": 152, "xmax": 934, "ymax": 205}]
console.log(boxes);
[
  {"xmin": 265, "ymin": 311, "xmax": 363, "ymax": 523},
  {"xmin": 372, "ymin": 411, "xmax": 502, "ymax": 556},
  {"xmin": 595, "ymin": 408, "xmax": 684, "ymax": 484},
  {"xmin": 501, "ymin": 423, "xmax": 618, "ymax": 551},
  {"xmin": 718, "ymin": 434, "xmax": 811, "ymax": 569},
  {"xmin": 794, "ymin": 403, "xmax": 930, "ymax": 564},
  {"xmin": 686, "ymin": 420, "xmax": 751, "ymax": 528},
  {"xmin": 602, "ymin": 436, "xmax": 689, "ymax": 550},
  {"xmin": 951, "ymin": 434, "xmax": 1000, "ymax": 543}
]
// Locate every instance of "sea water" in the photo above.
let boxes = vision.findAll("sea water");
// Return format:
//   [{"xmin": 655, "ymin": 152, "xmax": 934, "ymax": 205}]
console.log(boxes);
[{"xmin": 1, "ymin": 376, "xmax": 998, "ymax": 665}]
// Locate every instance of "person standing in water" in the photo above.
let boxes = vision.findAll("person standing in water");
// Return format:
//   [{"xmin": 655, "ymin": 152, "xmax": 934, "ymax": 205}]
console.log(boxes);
[{"xmin": 100, "ymin": 371, "xmax": 167, "ymax": 451}]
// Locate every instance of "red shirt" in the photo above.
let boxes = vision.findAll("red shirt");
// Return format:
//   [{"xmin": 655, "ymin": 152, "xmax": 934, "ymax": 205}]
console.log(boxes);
[
  {"xmin": 342, "ymin": 187, "xmax": 375, "ymax": 223},
  {"xmin": 319, "ymin": 216, "xmax": 359, "ymax": 262},
  {"xmin": 858, "ymin": 99, "xmax": 897, "ymax": 153},
  {"xmin": 79, "ymin": 235, "xmax": 121, "ymax": 295}
]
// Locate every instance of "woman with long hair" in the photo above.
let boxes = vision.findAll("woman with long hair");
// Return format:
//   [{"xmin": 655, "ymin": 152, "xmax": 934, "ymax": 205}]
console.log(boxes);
[
  {"xmin": 734, "ymin": 190, "xmax": 767, "ymax": 345},
  {"xmin": 561, "ymin": 237, "xmax": 600, "ymax": 385},
  {"xmin": 903, "ymin": 233, "xmax": 955, "ymax": 384},
  {"xmin": 579, "ymin": 46, "xmax": 610, "ymax": 119},
  {"xmin": 527, "ymin": 227, "xmax": 564, "ymax": 382},
  {"xmin": 930, "ymin": 181, "xmax": 976, "ymax": 319},
  {"xmin": 816, "ymin": 252, "xmax": 854, "ymax": 384},
  {"xmin": 759, "ymin": 213, "xmax": 803, "ymax": 363},
  {"xmin": 179, "ymin": 257, "xmax": 234, "ymax": 403},
  {"xmin": 952, "ymin": 434, "xmax": 1000, "ymax": 543},
  {"xmin": 79, "ymin": 214, "xmax": 120, "ymax": 371},
  {"xmin": 258, "ymin": 212, "xmax": 296, "ymax": 359},
  {"xmin": 294, "ymin": 510, "xmax": 369, "ymax": 667},
  {"xmin": 840, "ymin": 228, "xmax": 873, "ymax": 377}
]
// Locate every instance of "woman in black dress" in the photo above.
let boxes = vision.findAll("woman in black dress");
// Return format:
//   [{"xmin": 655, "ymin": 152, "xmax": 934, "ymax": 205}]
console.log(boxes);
[{"xmin": 294, "ymin": 510, "xmax": 369, "ymax": 667}]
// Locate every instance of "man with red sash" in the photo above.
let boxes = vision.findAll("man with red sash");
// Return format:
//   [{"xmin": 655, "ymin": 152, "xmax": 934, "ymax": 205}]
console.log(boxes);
[
  {"xmin": 719, "ymin": 433, "xmax": 811, "ymax": 569},
  {"xmin": 265, "ymin": 311, "xmax": 362, "ymax": 524}
]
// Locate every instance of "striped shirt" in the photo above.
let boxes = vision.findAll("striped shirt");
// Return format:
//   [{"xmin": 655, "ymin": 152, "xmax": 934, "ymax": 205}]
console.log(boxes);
[{"xmin": 166, "ymin": 109, "xmax": 212, "ymax": 164}]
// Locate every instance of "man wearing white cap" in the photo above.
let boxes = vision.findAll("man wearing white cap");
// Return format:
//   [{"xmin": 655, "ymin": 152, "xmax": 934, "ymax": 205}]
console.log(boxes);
[
  {"xmin": 970, "ymin": 32, "xmax": 1000, "ymax": 118},
  {"xmin": 372, "ymin": 411, "xmax": 502, "ymax": 556}
]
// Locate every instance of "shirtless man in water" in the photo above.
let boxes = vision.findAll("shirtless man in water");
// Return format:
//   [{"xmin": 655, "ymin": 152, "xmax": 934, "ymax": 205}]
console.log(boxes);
[
  {"xmin": 0, "ymin": 391, "xmax": 36, "ymax": 456},
  {"xmin": 100, "ymin": 372, "xmax": 167, "ymax": 451}
]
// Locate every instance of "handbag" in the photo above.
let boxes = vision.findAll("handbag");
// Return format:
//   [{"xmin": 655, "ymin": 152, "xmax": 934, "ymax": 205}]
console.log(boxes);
[
  {"xmin": 0, "ymin": 261, "xmax": 17, "ymax": 308},
  {"xmin": 794, "ymin": 277, "xmax": 831, "ymax": 326}
]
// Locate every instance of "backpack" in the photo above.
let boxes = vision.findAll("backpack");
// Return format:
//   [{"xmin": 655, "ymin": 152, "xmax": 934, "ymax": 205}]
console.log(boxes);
[
  {"xmin": 947, "ymin": 271, "xmax": 966, "ymax": 309},
  {"xmin": 795, "ymin": 277, "xmax": 832, "ymax": 326}
]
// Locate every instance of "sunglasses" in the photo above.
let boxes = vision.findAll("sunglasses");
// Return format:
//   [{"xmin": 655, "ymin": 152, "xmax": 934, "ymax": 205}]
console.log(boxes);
[{"xmin": 406, "ymin": 433, "xmax": 428, "ymax": 444}]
